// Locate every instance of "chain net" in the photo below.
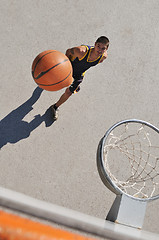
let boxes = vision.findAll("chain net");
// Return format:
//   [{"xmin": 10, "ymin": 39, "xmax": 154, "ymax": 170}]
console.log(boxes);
[{"xmin": 103, "ymin": 122, "xmax": 159, "ymax": 199}]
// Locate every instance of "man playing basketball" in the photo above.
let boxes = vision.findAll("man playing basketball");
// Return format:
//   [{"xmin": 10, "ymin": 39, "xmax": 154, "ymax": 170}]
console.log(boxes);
[{"xmin": 51, "ymin": 36, "xmax": 109, "ymax": 120}]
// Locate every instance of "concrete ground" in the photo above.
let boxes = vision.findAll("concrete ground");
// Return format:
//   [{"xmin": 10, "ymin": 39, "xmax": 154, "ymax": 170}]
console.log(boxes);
[{"xmin": 0, "ymin": 0, "xmax": 159, "ymax": 236}]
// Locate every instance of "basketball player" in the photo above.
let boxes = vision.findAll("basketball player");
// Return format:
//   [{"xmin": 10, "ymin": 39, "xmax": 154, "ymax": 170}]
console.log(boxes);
[{"xmin": 51, "ymin": 36, "xmax": 109, "ymax": 120}]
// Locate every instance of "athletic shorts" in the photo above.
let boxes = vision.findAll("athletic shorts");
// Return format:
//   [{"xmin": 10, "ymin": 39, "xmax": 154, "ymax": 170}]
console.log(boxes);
[{"xmin": 69, "ymin": 77, "xmax": 83, "ymax": 94}]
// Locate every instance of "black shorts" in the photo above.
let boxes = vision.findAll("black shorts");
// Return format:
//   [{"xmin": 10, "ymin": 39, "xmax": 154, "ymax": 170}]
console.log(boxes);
[{"xmin": 69, "ymin": 77, "xmax": 83, "ymax": 93}]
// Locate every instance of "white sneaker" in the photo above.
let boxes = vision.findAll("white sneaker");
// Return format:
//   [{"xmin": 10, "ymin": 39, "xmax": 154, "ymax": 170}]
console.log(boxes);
[{"xmin": 51, "ymin": 105, "xmax": 59, "ymax": 121}]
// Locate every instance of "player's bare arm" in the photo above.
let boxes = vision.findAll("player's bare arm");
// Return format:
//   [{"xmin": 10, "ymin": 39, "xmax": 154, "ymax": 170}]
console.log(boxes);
[{"xmin": 66, "ymin": 46, "xmax": 87, "ymax": 61}]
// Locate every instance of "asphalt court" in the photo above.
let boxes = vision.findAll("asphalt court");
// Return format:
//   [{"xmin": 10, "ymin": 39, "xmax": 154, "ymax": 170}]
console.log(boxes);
[{"xmin": 0, "ymin": 0, "xmax": 159, "ymax": 236}]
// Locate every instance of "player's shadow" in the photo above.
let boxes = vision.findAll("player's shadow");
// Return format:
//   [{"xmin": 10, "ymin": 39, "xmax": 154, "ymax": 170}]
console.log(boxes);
[{"xmin": 0, "ymin": 87, "xmax": 54, "ymax": 149}]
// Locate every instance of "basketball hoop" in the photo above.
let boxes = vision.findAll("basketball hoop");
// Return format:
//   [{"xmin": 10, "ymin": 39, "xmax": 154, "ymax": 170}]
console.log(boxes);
[{"xmin": 97, "ymin": 119, "xmax": 159, "ymax": 228}]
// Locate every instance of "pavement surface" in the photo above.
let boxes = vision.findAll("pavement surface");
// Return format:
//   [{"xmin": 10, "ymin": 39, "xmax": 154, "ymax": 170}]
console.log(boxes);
[{"xmin": 0, "ymin": 0, "xmax": 159, "ymax": 236}]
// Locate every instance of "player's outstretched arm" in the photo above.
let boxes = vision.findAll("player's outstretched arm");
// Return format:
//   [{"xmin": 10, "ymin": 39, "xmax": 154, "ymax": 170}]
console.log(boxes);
[{"xmin": 65, "ymin": 46, "xmax": 87, "ymax": 61}]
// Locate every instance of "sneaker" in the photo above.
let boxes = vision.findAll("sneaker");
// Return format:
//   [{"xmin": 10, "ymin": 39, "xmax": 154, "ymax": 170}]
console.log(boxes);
[{"xmin": 51, "ymin": 105, "xmax": 59, "ymax": 121}]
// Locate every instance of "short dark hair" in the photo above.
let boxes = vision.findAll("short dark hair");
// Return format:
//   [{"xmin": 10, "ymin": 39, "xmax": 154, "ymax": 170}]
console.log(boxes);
[{"xmin": 96, "ymin": 36, "xmax": 109, "ymax": 47}]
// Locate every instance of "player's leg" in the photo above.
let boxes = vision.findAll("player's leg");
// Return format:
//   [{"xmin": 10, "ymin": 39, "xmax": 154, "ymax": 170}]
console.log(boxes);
[
  {"xmin": 51, "ymin": 78, "xmax": 82, "ymax": 121},
  {"xmin": 51, "ymin": 88, "xmax": 72, "ymax": 121},
  {"xmin": 55, "ymin": 88, "xmax": 72, "ymax": 108}
]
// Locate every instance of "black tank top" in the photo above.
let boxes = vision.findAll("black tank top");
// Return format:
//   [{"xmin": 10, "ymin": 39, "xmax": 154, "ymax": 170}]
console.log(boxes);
[{"xmin": 70, "ymin": 45, "xmax": 103, "ymax": 79}]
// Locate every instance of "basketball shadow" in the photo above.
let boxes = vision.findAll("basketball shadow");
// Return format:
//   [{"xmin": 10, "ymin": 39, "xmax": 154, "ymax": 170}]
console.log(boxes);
[{"xmin": 0, "ymin": 87, "xmax": 55, "ymax": 149}]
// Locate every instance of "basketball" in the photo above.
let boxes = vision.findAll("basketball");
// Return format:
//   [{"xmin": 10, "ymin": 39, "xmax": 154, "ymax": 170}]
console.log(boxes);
[{"xmin": 32, "ymin": 50, "xmax": 73, "ymax": 91}]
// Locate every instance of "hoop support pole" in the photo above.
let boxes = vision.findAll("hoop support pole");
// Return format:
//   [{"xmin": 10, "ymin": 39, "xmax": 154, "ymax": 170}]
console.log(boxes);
[{"xmin": 106, "ymin": 194, "xmax": 147, "ymax": 229}]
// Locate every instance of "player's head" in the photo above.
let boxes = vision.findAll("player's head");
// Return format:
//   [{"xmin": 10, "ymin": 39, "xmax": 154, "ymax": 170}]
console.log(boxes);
[
  {"xmin": 95, "ymin": 36, "xmax": 109, "ymax": 49},
  {"xmin": 95, "ymin": 36, "xmax": 109, "ymax": 55}
]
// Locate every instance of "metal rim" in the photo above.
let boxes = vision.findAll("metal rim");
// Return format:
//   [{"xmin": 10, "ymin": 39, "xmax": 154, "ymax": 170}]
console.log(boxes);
[{"xmin": 97, "ymin": 119, "xmax": 159, "ymax": 202}]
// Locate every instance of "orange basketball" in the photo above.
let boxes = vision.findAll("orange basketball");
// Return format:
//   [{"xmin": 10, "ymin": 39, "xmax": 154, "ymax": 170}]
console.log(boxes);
[{"xmin": 32, "ymin": 50, "xmax": 73, "ymax": 91}]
